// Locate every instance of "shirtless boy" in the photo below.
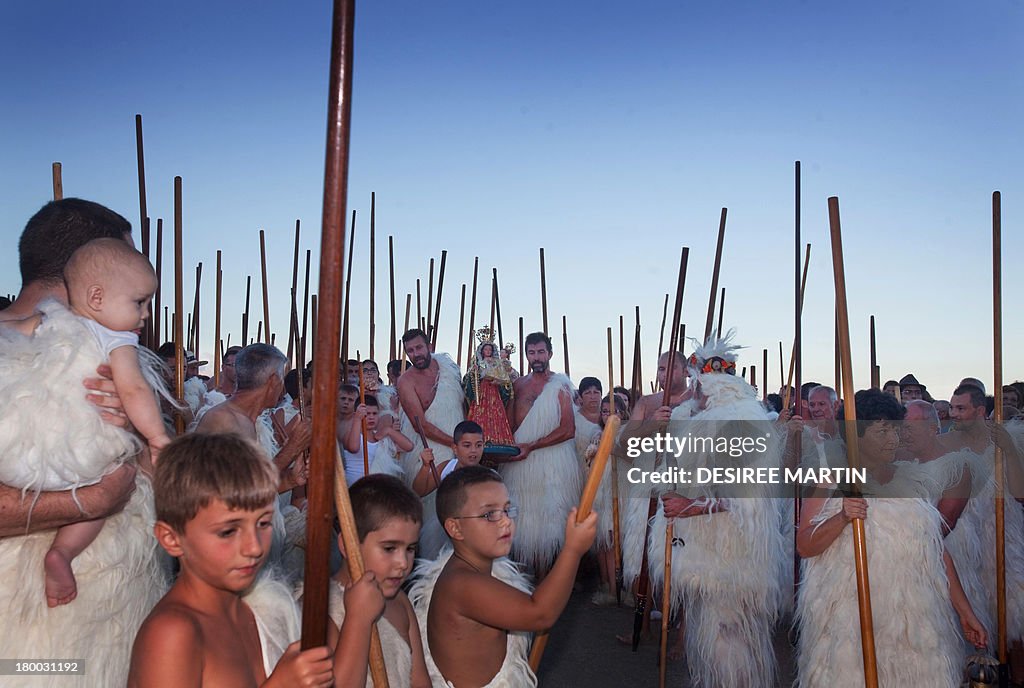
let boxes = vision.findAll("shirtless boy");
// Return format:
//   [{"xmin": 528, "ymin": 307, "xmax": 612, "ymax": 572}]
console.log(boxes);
[
  {"xmin": 411, "ymin": 420, "xmax": 486, "ymax": 496},
  {"xmin": 327, "ymin": 474, "xmax": 430, "ymax": 687},
  {"xmin": 415, "ymin": 466, "xmax": 596, "ymax": 687},
  {"xmin": 128, "ymin": 433, "xmax": 333, "ymax": 687}
]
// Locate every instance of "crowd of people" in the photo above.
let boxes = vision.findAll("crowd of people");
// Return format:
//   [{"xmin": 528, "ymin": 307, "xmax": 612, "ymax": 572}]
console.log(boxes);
[{"xmin": 1, "ymin": 197, "xmax": 1022, "ymax": 687}]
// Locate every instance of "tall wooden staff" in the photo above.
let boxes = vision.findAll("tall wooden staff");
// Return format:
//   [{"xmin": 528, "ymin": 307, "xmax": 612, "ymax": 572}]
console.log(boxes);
[
  {"xmin": 369, "ymin": 193, "xmax": 376, "ymax": 361},
  {"xmin": 488, "ymin": 270, "xmax": 497, "ymax": 336},
  {"xmin": 140, "ymin": 218, "xmax": 153, "ymax": 349},
  {"xmin": 135, "ymin": 116, "xmax": 151, "ymax": 348},
  {"xmin": 155, "ymin": 219, "xmax": 164, "ymax": 346},
  {"xmin": 715, "ymin": 287, "xmax": 726, "ymax": 339},
  {"xmin": 528, "ymin": 414, "xmax": 621, "ymax": 672},
  {"xmin": 630, "ymin": 307, "xmax": 642, "ymax": 407},
  {"xmin": 173, "ymin": 178, "xmax": 185, "ymax": 436},
  {"xmin": 259, "ymin": 230, "xmax": 271, "ymax": 344},
  {"xmin": 781, "ymin": 243, "xmax": 811, "ymax": 413},
  {"xmin": 456, "ymin": 284, "xmax": 467, "ymax": 368},
  {"xmin": 310, "ymin": 295, "xmax": 318, "ymax": 361},
  {"xmin": 657, "ymin": 293, "xmax": 669, "ymax": 356},
  {"xmin": 214, "ymin": 251, "xmax": 222, "ymax": 386},
  {"xmin": 539, "ymin": 248, "xmax": 549, "ymax": 334},
  {"xmin": 466, "ymin": 258, "xmax": 479, "ymax": 365},
  {"xmin": 762, "ymin": 349, "xmax": 768, "ymax": 402},
  {"xmin": 869, "ymin": 315, "xmax": 878, "ymax": 388},
  {"xmin": 607, "ymin": 327, "xmax": 623, "ymax": 604},
  {"xmin": 635, "ymin": 247, "xmax": 689, "ymax": 651},
  {"xmin": 301, "ymin": 250, "xmax": 312, "ymax": 359},
  {"xmin": 828, "ymin": 196, "xmax": 879, "ymax": 687},
  {"xmin": 191, "ymin": 263, "xmax": 202, "ymax": 360},
  {"xmin": 415, "ymin": 280, "xmax": 423, "ymax": 334},
  {"xmin": 341, "ymin": 209, "xmax": 357, "ymax": 364},
  {"xmin": 52, "ymin": 162, "xmax": 63, "ymax": 200},
  {"xmin": 431, "ymin": 250, "xmax": 447, "ymax": 349},
  {"xmin": 401, "ymin": 294, "xmax": 411, "ymax": 373},
  {"xmin": 778, "ymin": 342, "xmax": 784, "ymax": 389},
  {"xmin": 618, "ymin": 315, "xmax": 625, "ymax": 388},
  {"xmin": 792, "ymin": 163, "xmax": 805, "ymax": 609},
  {"xmin": 492, "ymin": 267, "xmax": 504, "ymax": 348},
  {"xmin": 303, "ymin": 2, "xmax": 389, "ymax": 684},
  {"xmin": 426, "ymin": 258, "xmax": 435, "ymax": 339},
  {"xmin": 518, "ymin": 317, "xmax": 524, "ymax": 374},
  {"xmin": 703, "ymin": 208, "xmax": 727, "ymax": 340},
  {"xmin": 242, "ymin": 275, "xmax": 251, "ymax": 345},
  {"xmin": 561, "ymin": 315, "xmax": 570, "ymax": 376},
  {"xmin": 992, "ymin": 190, "xmax": 1009, "ymax": 684},
  {"xmin": 388, "ymin": 235, "xmax": 397, "ymax": 360},
  {"xmin": 287, "ymin": 220, "xmax": 302, "ymax": 361}
]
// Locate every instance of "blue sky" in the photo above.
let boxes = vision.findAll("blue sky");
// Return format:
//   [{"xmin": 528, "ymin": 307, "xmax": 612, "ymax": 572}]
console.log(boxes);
[{"xmin": 2, "ymin": 1, "xmax": 1021, "ymax": 399}]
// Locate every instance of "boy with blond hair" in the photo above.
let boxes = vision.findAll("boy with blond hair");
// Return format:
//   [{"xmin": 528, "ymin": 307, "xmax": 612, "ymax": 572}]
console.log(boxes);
[
  {"xmin": 129, "ymin": 433, "xmax": 342, "ymax": 687},
  {"xmin": 410, "ymin": 466, "xmax": 596, "ymax": 687}
]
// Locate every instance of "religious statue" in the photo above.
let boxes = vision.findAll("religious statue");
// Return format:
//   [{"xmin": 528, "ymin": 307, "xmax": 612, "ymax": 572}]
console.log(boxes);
[{"xmin": 463, "ymin": 327, "xmax": 518, "ymax": 456}]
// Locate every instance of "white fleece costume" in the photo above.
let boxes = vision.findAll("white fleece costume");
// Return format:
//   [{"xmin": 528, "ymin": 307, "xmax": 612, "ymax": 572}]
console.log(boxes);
[
  {"xmin": 245, "ymin": 574, "xmax": 302, "ymax": 679},
  {"xmin": 409, "ymin": 549, "xmax": 536, "ymax": 688},
  {"xmin": 945, "ymin": 443, "xmax": 1024, "ymax": 651},
  {"xmin": 643, "ymin": 351, "xmax": 787, "ymax": 688},
  {"xmin": 796, "ymin": 459, "xmax": 965, "ymax": 687},
  {"xmin": 328, "ymin": 581, "xmax": 413, "ymax": 687},
  {"xmin": 500, "ymin": 373, "xmax": 582, "ymax": 572},
  {"xmin": 400, "ymin": 354, "xmax": 466, "ymax": 560}
]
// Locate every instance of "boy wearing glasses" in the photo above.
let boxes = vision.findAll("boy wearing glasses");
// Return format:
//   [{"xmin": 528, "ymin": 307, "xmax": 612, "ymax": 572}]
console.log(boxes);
[{"xmin": 410, "ymin": 465, "xmax": 596, "ymax": 687}]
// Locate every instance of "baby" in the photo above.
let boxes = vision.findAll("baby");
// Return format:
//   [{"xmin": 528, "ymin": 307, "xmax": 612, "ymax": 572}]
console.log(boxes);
[{"xmin": 0, "ymin": 237, "xmax": 170, "ymax": 607}]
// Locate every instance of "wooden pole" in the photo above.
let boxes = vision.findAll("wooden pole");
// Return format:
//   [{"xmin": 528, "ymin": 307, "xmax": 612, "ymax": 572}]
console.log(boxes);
[
  {"xmin": 828, "ymin": 196, "xmax": 879, "ymax": 687},
  {"xmin": 301, "ymin": 250, "xmax": 312, "ymax": 363},
  {"xmin": 388, "ymin": 235, "xmax": 397, "ymax": 361},
  {"xmin": 426, "ymin": 257, "xmax": 435, "ymax": 340},
  {"xmin": 792, "ymin": 163, "xmax": 804, "ymax": 610},
  {"xmin": 310, "ymin": 295, "xmax": 318, "ymax": 362},
  {"xmin": 431, "ymin": 250, "xmax": 447, "ymax": 349},
  {"xmin": 778, "ymin": 342, "xmax": 784, "ymax": 389},
  {"xmin": 561, "ymin": 315, "xmax": 570, "ymax": 376},
  {"xmin": 141, "ymin": 218, "xmax": 153, "ymax": 350},
  {"xmin": 529, "ymin": 416, "xmax": 621, "ymax": 671},
  {"xmin": 155, "ymin": 219, "xmax": 163, "ymax": 346},
  {"xmin": 369, "ymin": 193, "xmax": 376, "ymax": 361},
  {"xmin": 762, "ymin": 349, "xmax": 768, "ymax": 402},
  {"xmin": 657, "ymin": 293, "xmax": 669, "ymax": 356},
  {"xmin": 191, "ymin": 263, "xmax": 202, "ymax": 361},
  {"xmin": 259, "ymin": 230, "xmax": 271, "ymax": 344},
  {"xmin": 466, "ymin": 258, "xmax": 479, "ymax": 365},
  {"xmin": 303, "ymin": 1, "xmax": 388, "ymax": 683},
  {"xmin": 716, "ymin": 286, "xmax": 725, "ymax": 339},
  {"xmin": 659, "ymin": 512, "xmax": 672, "ymax": 688},
  {"xmin": 869, "ymin": 315, "xmax": 879, "ymax": 389},
  {"xmin": 413, "ymin": 417, "xmax": 442, "ymax": 489},
  {"xmin": 242, "ymin": 275, "xmax": 251, "ymax": 346},
  {"xmin": 703, "ymin": 208, "xmax": 727, "ymax": 342},
  {"xmin": 415, "ymin": 279, "xmax": 423, "ymax": 336},
  {"xmin": 993, "ymin": 190, "xmax": 1009, "ymax": 682},
  {"xmin": 488, "ymin": 270, "xmax": 497, "ymax": 336},
  {"xmin": 781, "ymin": 243, "xmax": 812, "ymax": 413},
  {"xmin": 214, "ymin": 252, "xmax": 222, "ymax": 386},
  {"xmin": 341, "ymin": 209, "xmax": 356, "ymax": 365},
  {"xmin": 834, "ymin": 312, "xmax": 841, "ymax": 398},
  {"xmin": 631, "ymin": 306, "xmax": 642, "ymax": 406},
  {"xmin": 135, "ymin": 114, "xmax": 148, "ymax": 248},
  {"xmin": 539, "ymin": 248, "xmax": 549, "ymax": 334},
  {"xmin": 492, "ymin": 267, "xmax": 504, "ymax": 348},
  {"xmin": 456, "ymin": 284, "xmax": 467, "ymax": 368},
  {"xmin": 288, "ymin": 220, "xmax": 302, "ymax": 361},
  {"xmin": 618, "ymin": 315, "xmax": 625, "ymax": 388},
  {"xmin": 518, "ymin": 317, "xmax": 524, "ymax": 375},
  {"xmin": 173, "ymin": 178, "xmax": 185, "ymax": 436},
  {"xmin": 51, "ymin": 162, "xmax": 63, "ymax": 200},
  {"xmin": 402, "ymin": 294, "xmax": 411, "ymax": 373}
]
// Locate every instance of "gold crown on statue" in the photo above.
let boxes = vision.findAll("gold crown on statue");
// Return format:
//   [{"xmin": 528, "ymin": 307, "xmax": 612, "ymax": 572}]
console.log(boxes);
[{"xmin": 476, "ymin": 326, "xmax": 496, "ymax": 344}]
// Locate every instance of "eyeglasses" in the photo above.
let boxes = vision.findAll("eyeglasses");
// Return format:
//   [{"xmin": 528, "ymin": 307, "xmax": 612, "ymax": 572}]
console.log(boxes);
[{"xmin": 453, "ymin": 506, "xmax": 519, "ymax": 523}]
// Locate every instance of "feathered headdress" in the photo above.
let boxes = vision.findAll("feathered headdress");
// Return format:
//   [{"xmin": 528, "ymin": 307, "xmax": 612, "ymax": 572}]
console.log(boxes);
[{"xmin": 687, "ymin": 329, "xmax": 743, "ymax": 376}]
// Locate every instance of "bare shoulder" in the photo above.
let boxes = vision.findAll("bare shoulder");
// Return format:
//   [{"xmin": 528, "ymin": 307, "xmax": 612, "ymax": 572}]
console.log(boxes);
[
  {"xmin": 195, "ymin": 403, "xmax": 247, "ymax": 436},
  {"xmin": 0, "ymin": 312, "xmax": 42, "ymax": 335},
  {"xmin": 134, "ymin": 602, "xmax": 204, "ymax": 658}
]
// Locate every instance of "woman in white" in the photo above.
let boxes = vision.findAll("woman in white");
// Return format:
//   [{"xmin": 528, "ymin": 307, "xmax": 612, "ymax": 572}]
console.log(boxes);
[{"xmin": 796, "ymin": 389, "xmax": 987, "ymax": 687}]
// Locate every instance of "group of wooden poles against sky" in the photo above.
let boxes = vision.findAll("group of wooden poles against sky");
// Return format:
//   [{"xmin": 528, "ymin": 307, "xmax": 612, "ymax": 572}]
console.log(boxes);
[{"xmin": 40, "ymin": 0, "xmax": 1012, "ymax": 684}]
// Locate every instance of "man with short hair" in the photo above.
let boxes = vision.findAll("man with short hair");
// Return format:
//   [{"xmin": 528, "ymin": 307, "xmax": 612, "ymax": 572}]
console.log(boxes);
[
  {"xmin": 395, "ymin": 328, "xmax": 465, "ymax": 557},
  {"xmin": 0, "ymin": 198, "xmax": 162, "ymax": 687},
  {"xmin": 500, "ymin": 332, "xmax": 581, "ymax": 577},
  {"xmin": 941, "ymin": 383, "xmax": 1024, "ymax": 665}
]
